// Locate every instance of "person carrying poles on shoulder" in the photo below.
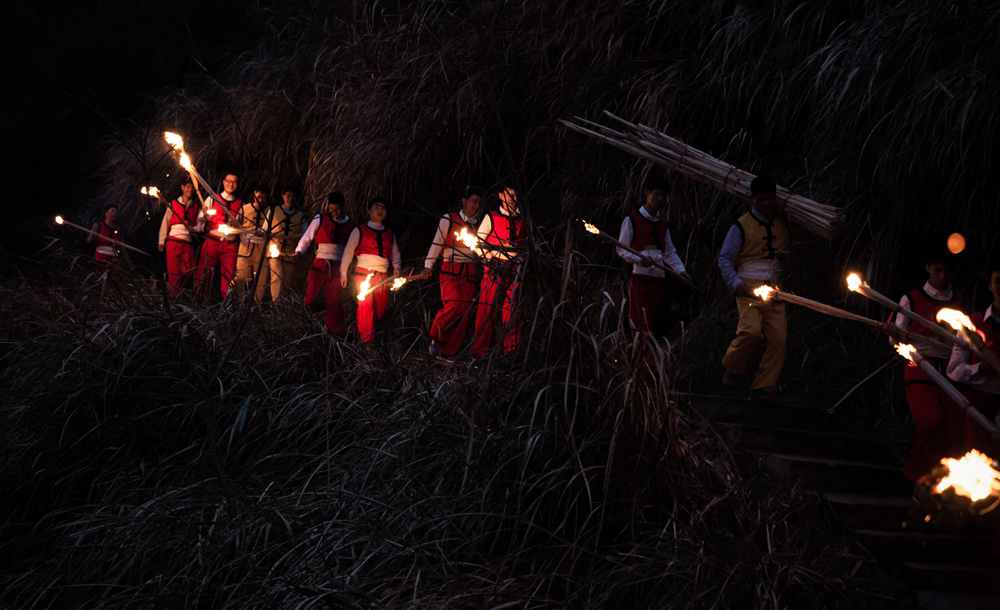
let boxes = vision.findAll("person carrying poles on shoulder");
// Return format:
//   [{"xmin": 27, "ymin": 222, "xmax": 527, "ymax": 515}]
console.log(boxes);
[
  {"xmin": 157, "ymin": 176, "xmax": 200, "ymax": 297},
  {"xmin": 195, "ymin": 171, "xmax": 242, "ymax": 299}
]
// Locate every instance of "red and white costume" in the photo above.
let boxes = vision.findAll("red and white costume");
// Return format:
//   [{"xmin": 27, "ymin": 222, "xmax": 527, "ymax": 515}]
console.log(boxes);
[
  {"xmin": 296, "ymin": 213, "xmax": 354, "ymax": 336},
  {"xmin": 471, "ymin": 207, "xmax": 525, "ymax": 357},
  {"xmin": 947, "ymin": 305, "xmax": 1000, "ymax": 454},
  {"xmin": 158, "ymin": 197, "xmax": 200, "ymax": 297},
  {"xmin": 93, "ymin": 221, "xmax": 120, "ymax": 264},
  {"xmin": 195, "ymin": 193, "xmax": 242, "ymax": 299},
  {"xmin": 424, "ymin": 211, "xmax": 481, "ymax": 356},
  {"xmin": 339, "ymin": 221, "xmax": 402, "ymax": 343},
  {"xmin": 895, "ymin": 282, "xmax": 964, "ymax": 480},
  {"xmin": 616, "ymin": 206, "xmax": 687, "ymax": 333}
]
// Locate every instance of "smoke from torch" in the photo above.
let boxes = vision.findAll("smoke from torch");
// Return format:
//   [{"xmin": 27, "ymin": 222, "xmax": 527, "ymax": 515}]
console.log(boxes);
[
  {"xmin": 934, "ymin": 449, "xmax": 1000, "ymax": 504},
  {"xmin": 356, "ymin": 272, "xmax": 376, "ymax": 302}
]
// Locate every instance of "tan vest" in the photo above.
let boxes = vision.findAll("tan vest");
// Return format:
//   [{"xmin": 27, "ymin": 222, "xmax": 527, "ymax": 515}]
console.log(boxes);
[{"xmin": 734, "ymin": 211, "xmax": 788, "ymax": 269}]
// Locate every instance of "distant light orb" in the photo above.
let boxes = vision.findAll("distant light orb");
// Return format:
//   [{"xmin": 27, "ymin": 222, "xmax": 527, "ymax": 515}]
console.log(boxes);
[{"xmin": 947, "ymin": 232, "xmax": 966, "ymax": 255}]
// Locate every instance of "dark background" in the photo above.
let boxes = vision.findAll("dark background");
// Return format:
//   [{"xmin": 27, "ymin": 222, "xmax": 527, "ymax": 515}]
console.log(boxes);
[{"xmin": 6, "ymin": 1, "xmax": 265, "ymax": 253}]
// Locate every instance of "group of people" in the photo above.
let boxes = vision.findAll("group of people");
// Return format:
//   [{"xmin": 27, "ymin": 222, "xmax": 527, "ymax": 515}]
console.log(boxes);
[{"xmin": 89, "ymin": 172, "xmax": 527, "ymax": 356}]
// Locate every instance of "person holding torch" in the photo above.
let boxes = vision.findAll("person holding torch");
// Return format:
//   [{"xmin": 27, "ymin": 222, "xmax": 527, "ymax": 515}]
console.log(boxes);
[
  {"xmin": 88, "ymin": 204, "xmax": 121, "ymax": 264},
  {"xmin": 417, "ymin": 185, "xmax": 483, "ymax": 357},
  {"xmin": 616, "ymin": 177, "xmax": 690, "ymax": 336},
  {"xmin": 718, "ymin": 175, "xmax": 790, "ymax": 396},
  {"xmin": 895, "ymin": 247, "xmax": 963, "ymax": 480},
  {"xmin": 195, "ymin": 172, "xmax": 243, "ymax": 300},
  {"xmin": 339, "ymin": 196, "xmax": 401, "ymax": 343},
  {"xmin": 157, "ymin": 176, "xmax": 200, "ymax": 297}
]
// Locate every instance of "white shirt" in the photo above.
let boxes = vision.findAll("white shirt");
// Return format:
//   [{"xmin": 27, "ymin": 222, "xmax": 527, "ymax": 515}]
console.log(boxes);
[
  {"xmin": 476, "ymin": 206, "xmax": 521, "ymax": 261},
  {"xmin": 616, "ymin": 206, "xmax": 686, "ymax": 278},
  {"xmin": 340, "ymin": 221, "xmax": 402, "ymax": 276},
  {"xmin": 294, "ymin": 214, "xmax": 351, "ymax": 258},
  {"xmin": 424, "ymin": 210, "xmax": 478, "ymax": 269},
  {"xmin": 947, "ymin": 305, "xmax": 1000, "ymax": 393}
]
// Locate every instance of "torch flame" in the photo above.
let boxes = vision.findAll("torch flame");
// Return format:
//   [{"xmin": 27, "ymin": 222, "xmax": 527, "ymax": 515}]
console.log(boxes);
[
  {"xmin": 753, "ymin": 285, "xmax": 777, "ymax": 302},
  {"xmin": 179, "ymin": 152, "xmax": 194, "ymax": 172},
  {"xmin": 54, "ymin": 215, "xmax": 64, "ymax": 225},
  {"xmin": 140, "ymin": 186, "xmax": 160, "ymax": 198},
  {"xmin": 581, "ymin": 220, "xmax": 600, "ymax": 235},
  {"xmin": 936, "ymin": 308, "xmax": 977, "ymax": 333},
  {"xmin": 218, "ymin": 224, "xmax": 234, "ymax": 236},
  {"xmin": 356, "ymin": 272, "xmax": 376, "ymax": 302},
  {"xmin": 268, "ymin": 243, "xmax": 280, "ymax": 258},
  {"xmin": 164, "ymin": 131, "xmax": 185, "ymax": 151},
  {"xmin": 895, "ymin": 343, "xmax": 917, "ymax": 364},
  {"xmin": 934, "ymin": 449, "xmax": 1000, "ymax": 503},
  {"xmin": 205, "ymin": 207, "xmax": 217, "ymax": 217},
  {"xmin": 390, "ymin": 277, "xmax": 407, "ymax": 292},
  {"xmin": 454, "ymin": 227, "xmax": 481, "ymax": 253},
  {"xmin": 846, "ymin": 272, "xmax": 863, "ymax": 293}
]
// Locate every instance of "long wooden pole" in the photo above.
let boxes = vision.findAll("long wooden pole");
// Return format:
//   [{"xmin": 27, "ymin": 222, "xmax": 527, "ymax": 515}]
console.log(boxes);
[{"xmin": 54, "ymin": 217, "xmax": 150, "ymax": 256}]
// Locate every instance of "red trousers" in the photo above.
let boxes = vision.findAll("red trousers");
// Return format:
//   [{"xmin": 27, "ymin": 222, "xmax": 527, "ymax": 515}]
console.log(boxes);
[
  {"xmin": 429, "ymin": 262, "xmax": 481, "ymax": 356},
  {"xmin": 196, "ymin": 238, "xmax": 238, "ymax": 299},
  {"xmin": 471, "ymin": 264, "xmax": 521, "ymax": 357},
  {"xmin": 165, "ymin": 239, "xmax": 195, "ymax": 297},
  {"xmin": 304, "ymin": 259, "xmax": 346, "ymax": 337},
  {"xmin": 629, "ymin": 275, "xmax": 668, "ymax": 333},
  {"xmin": 355, "ymin": 269, "xmax": 389, "ymax": 343},
  {"xmin": 904, "ymin": 368, "xmax": 965, "ymax": 480}
]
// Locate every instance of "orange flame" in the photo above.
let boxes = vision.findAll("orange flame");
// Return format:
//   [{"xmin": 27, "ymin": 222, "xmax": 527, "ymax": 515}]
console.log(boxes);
[
  {"xmin": 179, "ymin": 152, "xmax": 194, "ymax": 172},
  {"xmin": 356, "ymin": 272, "xmax": 376, "ymax": 302},
  {"xmin": 846, "ymin": 272, "xmax": 863, "ymax": 293},
  {"xmin": 268, "ymin": 243, "xmax": 280, "ymax": 258},
  {"xmin": 581, "ymin": 220, "xmax": 600, "ymax": 235},
  {"xmin": 140, "ymin": 186, "xmax": 160, "ymax": 198},
  {"xmin": 947, "ymin": 232, "xmax": 966, "ymax": 255},
  {"xmin": 218, "ymin": 224, "xmax": 234, "ymax": 236},
  {"xmin": 895, "ymin": 343, "xmax": 917, "ymax": 364},
  {"xmin": 164, "ymin": 131, "xmax": 185, "ymax": 151},
  {"xmin": 390, "ymin": 277, "xmax": 407, "ymax": 292},
  {"xmin": 54, "ymin": 215, "xmax": 65, "ymax": 225},
  {"xmin": 934, "ymin": 449, "xmax": 1000, "ymax": 503},
  {"xmin": 753, "ymin": 285, "xmax": 777, "ymax": 302},
  {"xmin": 454, "ymin": 227, "xmax": 481, "ymax": 252},
  {"xmin": 936, "ymin": 308, "xmax": 977, "ymax": 333}
]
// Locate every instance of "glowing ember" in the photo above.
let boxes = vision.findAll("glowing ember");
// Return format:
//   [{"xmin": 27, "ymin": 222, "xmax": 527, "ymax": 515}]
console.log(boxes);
[
  {"xmin": 454, "ymin": 227, "xmax": 480, "ymax": 252},
  {"xmin": 895, "ymin": 343, "xmax": 917, "ymax": 364},
  {"xmin": 140, "ymin": 186, "xmax": 160, "ymax": 198},
  {"xmin": 179, "ymin": 152, "xmax": 193, "ymax": 171},
  {"xmin": 356, "ymin": 272, "xmax": 376, "ymax": 302},
  {"xmin": 218, "ymin": 224, "xmax": 234, "ymax": 236},
  {"xmin": 947, "ymin": 232, "xmax": 966, "ymax": 255},
  {"xmin": 268, "ymin": 243, "xmax": 281, "ymax": 258},
  {"xmin": 753, "ymin": 285, "xmax": 776, "ymax": 302},
  {"xmin": 205, "ymin": 208, "xmax": 217, "ymax": 216},
  {"xmin": 936, "ymin": 308, "xmax": 977, "ymax": 333},
  {"xmin": 390, "ymin": 277, "xmax": 407, "ymax": 291},
  {"xmin": 581, "ymin": 220, "xmax": 600, "ymax": 235},
  {"xmin": 846, "ymin": 272, "xmax": 863, "ymax": 293},
  {"xmin": 164, "ymin": 131, "xmax": 185, "ymax": 151},
  {"xmin": 934, "ymin": 449, "xmax": 1000, "ymax": 503},
  {"xmin": 54, "ymin": 215, "xmax": 64, "ymax": 225}
]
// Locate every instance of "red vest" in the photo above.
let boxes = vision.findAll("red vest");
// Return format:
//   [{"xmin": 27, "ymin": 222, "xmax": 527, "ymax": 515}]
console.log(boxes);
[
  {"xmin": 169, "ymin": 199, "xmax": 199, "ymax": 228},
  {"xmin": 206, "ymin": 195, "xmax": 243, "ymax": 231},
  {"xmin": 902, "ymin": 287, "xmax": 959, "ymax": 381},
  {"xmin": 483, "ymin": 210, "xmax": 525, "ymax": 249},
  {"xmin": 315, "ymin": 215, "xmax": 354, "ymax": 247},
  {"xmin": 357, "ymin": 223, "xmax": 395, "ymax": 258},
  {"xmin": 628, "ymin": 209, "xmax": 669, "ymax": 251}
]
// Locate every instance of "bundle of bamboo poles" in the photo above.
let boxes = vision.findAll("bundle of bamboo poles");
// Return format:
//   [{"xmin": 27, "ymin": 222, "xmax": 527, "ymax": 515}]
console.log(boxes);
[{"xmin": 558, "ymin": 111, "xmax": 842, "ymax": 239}]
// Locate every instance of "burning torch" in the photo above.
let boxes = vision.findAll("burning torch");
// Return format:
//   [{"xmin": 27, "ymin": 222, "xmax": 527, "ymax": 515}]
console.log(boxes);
[
  {"xmin": 53, "ymin": 215, "xmax": 150, "ymax": 256},
  {"xmin": 579, "ymin": 219, "xmax": 693, "ymax": 288}
]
